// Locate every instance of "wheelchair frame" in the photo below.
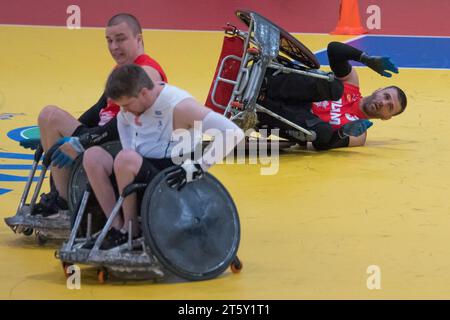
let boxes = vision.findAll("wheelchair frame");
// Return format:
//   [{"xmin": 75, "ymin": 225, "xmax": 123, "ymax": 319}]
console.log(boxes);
[
  {"xmin": 57, "ymin": 168, "xmax": 242, "ymax": 283},
  {"xmin": 207, "ymin": 10, "xmax": 335, "ymax": 142},
  {"xmin": 4, "ymin": 144, "xmax": 71, "ymax": 245}
]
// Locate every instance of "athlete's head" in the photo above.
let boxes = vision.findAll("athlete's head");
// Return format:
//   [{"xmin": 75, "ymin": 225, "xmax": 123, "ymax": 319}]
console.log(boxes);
[
  {"xmin": 361, "ymin": 86, "xmax": 407, "ymax": 120},
  {"xmin": 106, "ymin": 13, "xmax": 144, "ymax": 66},
  {"xmin": 105, "ymin": 64, "xmax": 155, "ymax": 115}
]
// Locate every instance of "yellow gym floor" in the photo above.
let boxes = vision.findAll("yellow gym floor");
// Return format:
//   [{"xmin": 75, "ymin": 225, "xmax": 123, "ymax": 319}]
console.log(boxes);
[{"xmin": 1, "ymin": 25, "xmax": 449, "ymax": 299}]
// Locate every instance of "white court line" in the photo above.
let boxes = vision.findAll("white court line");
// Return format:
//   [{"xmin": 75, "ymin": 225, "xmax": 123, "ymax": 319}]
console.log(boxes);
[
  {"xmin": 2, "ymin": 24, "xmax": 448, "ymax": 70},
  {"xmin": 2, "ymin": 23, "xmax": 450, "ymax": 39},
  {"xmin": 312, "ymin": 35, "xmax": 367, "ymax": 55}
]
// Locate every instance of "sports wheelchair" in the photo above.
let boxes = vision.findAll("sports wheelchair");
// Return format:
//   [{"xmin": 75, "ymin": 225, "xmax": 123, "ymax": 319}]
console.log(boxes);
[
  {"xmin": 205, "ymin": 9, "xmax": 335, "ymax": 142},
  {"xmin": 3, "ymin": 141, "xmax": 121, "ymax": 245},
  {"xmin": 56, "ymin": 146, "xmax": 242, "ymax": 283}
]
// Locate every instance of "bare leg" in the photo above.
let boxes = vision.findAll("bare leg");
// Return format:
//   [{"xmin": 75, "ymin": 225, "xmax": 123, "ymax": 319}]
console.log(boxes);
[
  {"xmin": 113, "ymin": 149, "xmax": 142, "ymax": 237},
  {"xmin": 83, "ymin": 146, "xmax": 123, "ymax": 230},
  {"xmin": 38, "ymin": 105, "xmax": 82, "ymax": 200}
]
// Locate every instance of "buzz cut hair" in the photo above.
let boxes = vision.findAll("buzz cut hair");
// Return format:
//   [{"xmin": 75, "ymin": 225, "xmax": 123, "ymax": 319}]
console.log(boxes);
[
  {"xmin": 386, "ymin": 85, "xmax": 407, "ymax": 115},
  {"xmin": 107, "ymin": 13, "xmax": 142, "ymax": 36}
]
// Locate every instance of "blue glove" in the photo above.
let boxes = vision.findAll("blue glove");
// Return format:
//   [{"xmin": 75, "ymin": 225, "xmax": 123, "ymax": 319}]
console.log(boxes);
[
  {"xmin": 50, "ymin": 137, "xmax": 84, "ymax": 168},
  {"xmin": 19, "ymin": 138, "xmax": 41, "ymax": 150},
  {"xmin": 340, "ymin": 119, "xmax": 373, "ymax": 137},
  {"xmin": 360, "ymin": 53, "xmax": 399, "ymax": 77},
  {"xmin": 51, "ymin": 148, "xmax": 75, "ymax": 168}
]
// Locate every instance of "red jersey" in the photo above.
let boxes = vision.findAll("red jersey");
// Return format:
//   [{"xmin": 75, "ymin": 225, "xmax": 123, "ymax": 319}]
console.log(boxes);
[
  {"xmin": 311, "ymin": 83, "xmax": 367, "ymax": 130},
  {"xmin": 98, "ymin": 54, "xmax": 168, "ymax": 126}
]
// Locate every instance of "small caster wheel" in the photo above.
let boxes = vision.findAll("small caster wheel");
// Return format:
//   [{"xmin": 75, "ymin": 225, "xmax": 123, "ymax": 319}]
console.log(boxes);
[
  {"xmin": 97, "ymin": 268, "xmax": 109, "ymax": 283},
  {"xmin": 247, "ymin": 47, "xmax": 260, "ymax": 55},
  {"xmin": 230, "ymin": 256, "xmax": 243, "ymax": 274},
  {"xmin": 36, "ymin": 234, "xmax": 48, "ymax": 246},
  {"xmin": 23, "ymin": 228, "xmax": 34, "ymax": 236},
  {"xmin": 62, "ymin": 262, "xmax": 73, "ymax": 278}
]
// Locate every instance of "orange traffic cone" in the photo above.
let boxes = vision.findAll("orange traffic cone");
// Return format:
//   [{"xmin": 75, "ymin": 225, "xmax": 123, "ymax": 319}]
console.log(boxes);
[{"xmin": 331, "ymin": 0, "xmax": 368, "ymax": 35}]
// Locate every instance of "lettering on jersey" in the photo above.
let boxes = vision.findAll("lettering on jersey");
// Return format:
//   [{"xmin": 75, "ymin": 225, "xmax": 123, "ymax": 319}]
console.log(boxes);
[
  {"xmin": 330, "ymin": 99, "xmax": 343, "ymax": 125},
  {"xmin": 345, "ymin": 113, "xmax": 360, "ymax": 122}
]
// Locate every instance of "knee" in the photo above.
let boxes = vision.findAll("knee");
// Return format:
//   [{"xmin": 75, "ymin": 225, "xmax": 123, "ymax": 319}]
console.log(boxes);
[
  {"xmin": 38, "ymin": 105, "xmax": 61, "ymax": 127},
  {"xmin": 83, "ymin": 146, "xmax": 112, "ymax": 174},
  {"xmin": 114, "ymin": 149, "xmax": 142, "ymax": 174}
]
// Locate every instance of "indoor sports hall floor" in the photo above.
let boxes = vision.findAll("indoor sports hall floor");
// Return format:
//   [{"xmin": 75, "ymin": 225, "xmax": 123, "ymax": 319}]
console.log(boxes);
[{"xmin": 0, "ymin": 24, "xmax": 449, "ymax": 299}]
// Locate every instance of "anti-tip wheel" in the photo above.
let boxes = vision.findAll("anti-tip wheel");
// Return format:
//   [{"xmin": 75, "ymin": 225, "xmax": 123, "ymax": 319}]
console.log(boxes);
[
  {"xmin": 97, "ymin": 268, "xmax": 109, "ymax": 284},
  {"xmin": 230, "ymin": 256, "xmax": 243, "ymax": 273}
]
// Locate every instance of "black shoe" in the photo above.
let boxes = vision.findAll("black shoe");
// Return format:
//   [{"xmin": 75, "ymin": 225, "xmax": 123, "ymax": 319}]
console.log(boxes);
[
  {"xmin": 99, "ymin": 228, "xmax": 128, "ymax": 250},
  {"xmin": 32, "ymin": 190, "xmax": 68, "ymax": 217}
]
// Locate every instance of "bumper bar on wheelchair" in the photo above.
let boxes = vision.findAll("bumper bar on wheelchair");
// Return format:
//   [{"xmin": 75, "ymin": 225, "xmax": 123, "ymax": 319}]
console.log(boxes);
[
  {"xmin": 256, "ymin": 103, "xmax": 317, "ymax": 141},
  {"xmin": 268, "ymin": 62, "xmax": 335, "ymax": 82}
]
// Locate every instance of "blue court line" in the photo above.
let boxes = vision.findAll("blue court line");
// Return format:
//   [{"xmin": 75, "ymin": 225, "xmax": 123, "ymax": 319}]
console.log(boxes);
[
  {"xmin": 0, "ymin": 152, "xmax": 35, "ymax": 160},
  {"xmin": 315, "ymin": 35, "xmax": 450, "ymax": 69},
  {"xmin": 0, "ymin": 173, "xmax": 39, "ymax": 182},
  {"xmin": 0, "ymin": 188, "xmax": 12, "ymax": 195},
  {"xmin": 0, "ymin": 164, "xmax": 42, "ymax": 170}
]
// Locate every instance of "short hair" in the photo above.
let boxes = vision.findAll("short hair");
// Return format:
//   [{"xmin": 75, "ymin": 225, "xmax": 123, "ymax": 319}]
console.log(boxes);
[
  {"xmin": 386, "ymin": 85, "xmax": 407, "ymax": 115},
  {"xmin": 107, "ymin": 13, "xmax": 142, "ymax": 36},
  {"xmin": 105, "ymin": 64, "xmax": 154, "ymax": 100}
]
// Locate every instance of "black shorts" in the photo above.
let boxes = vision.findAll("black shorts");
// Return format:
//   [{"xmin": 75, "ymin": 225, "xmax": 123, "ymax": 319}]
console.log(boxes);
[
  {"xmin": 108, "ymin": 156, "xmax": 174, "ymax": 212},
  {"xmin": 134, "ymin": 157, "xmax": 175, "ymax": 183},
  {"xmin": 261, "ymin": 68, "xmax": 344, "ymax": 105},
  {"xmin": 72, "ymin": 124, "xmax": 95, "ymax": 137}
]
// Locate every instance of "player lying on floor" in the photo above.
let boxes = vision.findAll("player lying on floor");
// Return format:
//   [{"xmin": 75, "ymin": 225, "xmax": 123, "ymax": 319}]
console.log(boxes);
[{"xmin": 257, "ymin": 41, "xmax": 407, "ymax": 150}]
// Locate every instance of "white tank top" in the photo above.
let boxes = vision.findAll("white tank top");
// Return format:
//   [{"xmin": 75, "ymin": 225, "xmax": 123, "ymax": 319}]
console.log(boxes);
[{"xmin": 117, "ymin": 83, "xmax": 194, "ymax": 159}]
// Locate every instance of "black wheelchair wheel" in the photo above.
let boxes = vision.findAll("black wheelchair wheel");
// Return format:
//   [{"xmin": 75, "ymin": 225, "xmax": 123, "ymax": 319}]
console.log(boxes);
[
  {"xmin": 236, "ymin": 9, "xmax": 320, "ymax": 69},
  {"xmin": 140, "ymin": 167, "xmax": 241, "ymax": 281}
]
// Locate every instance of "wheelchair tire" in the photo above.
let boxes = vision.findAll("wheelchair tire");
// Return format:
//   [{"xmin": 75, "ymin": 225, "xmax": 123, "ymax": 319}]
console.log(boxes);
[{"xmin": 140, "ymin": 167, "xmax": 241, "ymax": 281}]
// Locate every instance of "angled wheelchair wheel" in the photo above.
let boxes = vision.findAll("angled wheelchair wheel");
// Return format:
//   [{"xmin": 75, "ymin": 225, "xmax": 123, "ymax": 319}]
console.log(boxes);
[
  {"xmin": 236, "ymin": 9, "xmax": 320, "ymax": 69},
  {"xmin": 67, "ymin": 141, "xmax": 122, "ymax": 234},
  {"xmin": 141, "ymin": 167, "xmax": 241, "ymax": 281}
]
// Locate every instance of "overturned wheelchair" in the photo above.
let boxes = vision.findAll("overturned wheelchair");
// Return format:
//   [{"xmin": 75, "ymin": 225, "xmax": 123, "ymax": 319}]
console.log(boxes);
[
  {"xmin": 206, "ymin": 9, "xmax": 335, "ymax": 142},
  {"xmin": 3, "ymin": 141, "xmax": 121, "ymax": 245},
  {"xmin": 56, "ymin": 161, "xmax": 242, "ymax": 283}
]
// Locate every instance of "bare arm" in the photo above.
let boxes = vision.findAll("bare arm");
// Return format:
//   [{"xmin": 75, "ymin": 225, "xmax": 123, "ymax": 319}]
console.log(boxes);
[
  {"xmin": 348, "ymin": 132, "xmax": 367, "ymax": 147},
  {"xmin": 173, "ymin": 100, "xmax": 244, "ymax": 170}
]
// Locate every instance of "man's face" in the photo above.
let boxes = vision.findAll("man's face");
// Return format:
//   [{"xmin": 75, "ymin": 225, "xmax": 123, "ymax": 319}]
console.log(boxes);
[
  {"xmin": 114, "ymin": 90, "xmax": 148, "ymax": 116},
  {"xmin": 105, "ymin": 22, "xmax": 142, "ymax": 66},
  {"xmin": 362, "ymin": 87, "xmax": 403, "ymax": 120}
]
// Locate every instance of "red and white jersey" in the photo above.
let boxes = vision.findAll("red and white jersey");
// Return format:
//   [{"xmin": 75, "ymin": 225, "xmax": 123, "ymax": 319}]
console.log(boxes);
[
  {"xmin": 98, "ymin": 54, "xmax": 168, "ymax": 126},
  {"xmin": 311, "ymin": 83, "xmax": 367, "ymax": 130}
]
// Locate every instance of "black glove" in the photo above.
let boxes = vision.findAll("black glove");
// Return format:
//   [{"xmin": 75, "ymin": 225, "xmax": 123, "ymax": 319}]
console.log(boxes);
[
  {"xmin": 360, "ymin": 53, "xmax": 399, "ymax": 78},
  {"xmin": 166, "ymin": 160, "xmax": 203, "ymax": 190}
]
